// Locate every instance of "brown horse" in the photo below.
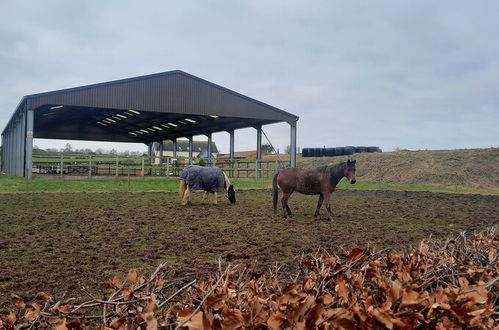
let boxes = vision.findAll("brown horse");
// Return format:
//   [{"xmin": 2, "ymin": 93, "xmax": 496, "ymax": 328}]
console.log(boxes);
[{"xmin": 272, "ymin": 160, "xmax": 356, "ymax": 220}]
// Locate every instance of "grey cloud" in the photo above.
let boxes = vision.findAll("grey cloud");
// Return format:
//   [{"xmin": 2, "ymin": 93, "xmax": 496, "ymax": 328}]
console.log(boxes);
[{"xmin": 1, "ymin": 0, "xmax": 498, "ymax": 153}]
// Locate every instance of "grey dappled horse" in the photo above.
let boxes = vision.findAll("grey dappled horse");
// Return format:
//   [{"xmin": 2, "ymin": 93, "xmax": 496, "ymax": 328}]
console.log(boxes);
[
  {"xmin": 179, "ymin": 165, "xmax": 236, "ymax": 205},
  {"xmin": 273, "ymin": 160, "xmax": 357, "ymax": 220}
]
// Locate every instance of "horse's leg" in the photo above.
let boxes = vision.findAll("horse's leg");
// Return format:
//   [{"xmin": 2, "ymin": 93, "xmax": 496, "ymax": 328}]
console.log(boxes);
[
  {"xmin": 314, "ymin": 194, "xmax": 324, "ymax": 218},
  {"xmin": 213, "ymin": 192, "xmax": 218, "ymax": 205},
  {"xmin": 322, "ymin": 193, "xmax": 333, "ymax": 220},
  {"xmin": 182, "ymin": 187, "xmax": 192, "ymax": 206},
  {"xmin": 282, "ymin": 190, "xmax": 293, "ymax": 218},
  {"xmin": 202, "ymin": 191, "xmax": 208, "ymax": 203},
  {"xmin": 281, "ymin": 192, "xmax": 290, "ymax": 218},
  {"xmin": 286, "ymin": 192, "xmax": 293, "ymax": 217}
]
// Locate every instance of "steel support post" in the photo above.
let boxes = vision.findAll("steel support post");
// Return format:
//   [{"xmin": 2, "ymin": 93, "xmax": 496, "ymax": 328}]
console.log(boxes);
[
  {"xmin": 25, "ymin": 109, "xmax": 34, "ymax": 178},
  {"xmin": 188, "ymin": 137, "xmax": 193, "ymax": 165},
  {"xmin": 229, "ymin": 130, "xmax": 235, "ymax": 177},
  {"xmin": 148, "ymin": 142, "xmax": 153, "ymax": 175},
  {"xmin": 256, "ymin": 125, "xmax": 262, "ymax": 179},
  {"xmin": 207, "ymin": 133, "xmax": 212, "ymax": 166},
  {"xmin": 290, "ymin": 122, "xmax": 297, "ymax": 168},
  {"xmin": 172, "ymin": 138, "xmax": 177, "ymax": 175}
]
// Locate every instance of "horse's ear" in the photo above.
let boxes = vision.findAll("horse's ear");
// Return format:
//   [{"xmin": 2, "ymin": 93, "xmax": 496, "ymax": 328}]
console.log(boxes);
[
  {"xmin": 353, "ymin": 160, "xmax": 356, "ymax": 164},
  {"xmin": 228, "ymin": 184, "xmax": 234, "ymax": 191}
]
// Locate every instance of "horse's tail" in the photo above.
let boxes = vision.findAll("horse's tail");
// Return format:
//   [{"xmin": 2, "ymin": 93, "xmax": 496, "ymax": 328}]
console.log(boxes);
[{"xmin": 272, "ymin": 172, "xmax": 279, "ymax": 214}]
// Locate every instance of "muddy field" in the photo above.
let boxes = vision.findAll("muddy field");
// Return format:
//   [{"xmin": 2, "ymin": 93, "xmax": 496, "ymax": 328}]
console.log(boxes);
[{"xmin": 0, "ymin": 189, "xmax": 498, "ymax": 310}]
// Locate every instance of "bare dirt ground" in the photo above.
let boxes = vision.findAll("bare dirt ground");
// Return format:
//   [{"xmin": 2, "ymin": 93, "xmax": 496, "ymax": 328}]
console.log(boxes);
[{"xmin": 0, "ymin": 189, "xmax": 498, "ymax": 310}]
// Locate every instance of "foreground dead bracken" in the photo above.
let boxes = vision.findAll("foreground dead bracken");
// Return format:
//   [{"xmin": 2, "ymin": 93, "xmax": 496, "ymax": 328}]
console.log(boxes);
[{"xmin": 1, "ymin": 226, "xmax": 498, "ymax": 329}]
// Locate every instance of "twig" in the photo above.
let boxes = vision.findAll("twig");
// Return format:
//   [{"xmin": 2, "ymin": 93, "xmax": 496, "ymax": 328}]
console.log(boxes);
[
  {"xmin": 158, "ymin": 279, "xmax": 197, "ymax": 308},
  {"xmin": 175, "ymin": 266, "xmax": 228, "ymax": 330}
]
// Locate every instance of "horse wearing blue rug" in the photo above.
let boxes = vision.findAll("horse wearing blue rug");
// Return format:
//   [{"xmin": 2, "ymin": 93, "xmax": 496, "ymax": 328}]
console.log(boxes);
[{"xmin": 179, "ymin": 165, "xmax": 236, "ymax": 205}]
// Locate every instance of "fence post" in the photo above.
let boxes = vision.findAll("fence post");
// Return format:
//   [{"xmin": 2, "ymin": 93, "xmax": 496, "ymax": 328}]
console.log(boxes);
[
  {"xmin": 88, "ymin": 154, "xmax": 92, "ymax": 178},
  {"xmin": 115, "ymin": 155, "xmax": 119, "ymax": 177},
  {"xmin": 60, "ymin": 154, "xmax": 63, "ymax": 178},
  {"xmin": 255, "ymin": 159, "xmax": 258, "ymax": 180},
  {"xmin": 141, "ymin": 157, "xmax": 144, "ymax": 177}
]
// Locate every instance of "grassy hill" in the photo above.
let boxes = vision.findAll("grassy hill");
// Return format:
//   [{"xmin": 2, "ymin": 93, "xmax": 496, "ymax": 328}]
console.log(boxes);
[{"xmin": 269, "ymin": 148, "xmax": 499, "ymax": 191}]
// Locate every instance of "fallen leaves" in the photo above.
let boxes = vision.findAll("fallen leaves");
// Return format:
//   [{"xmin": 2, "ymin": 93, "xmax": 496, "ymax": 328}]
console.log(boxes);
[{"xmin": 1, "ymin": 226, "xmax": 498, "ymax": 329}]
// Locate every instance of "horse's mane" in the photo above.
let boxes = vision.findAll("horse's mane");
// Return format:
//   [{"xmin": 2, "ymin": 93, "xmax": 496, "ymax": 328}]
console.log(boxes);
[
  {"xmin": 315, "ymin": 162, "xmax": 345, "ymax": 172},
  {"xmin": 316, "ymin": 165, "xmax": 329, "ymax": 172}
]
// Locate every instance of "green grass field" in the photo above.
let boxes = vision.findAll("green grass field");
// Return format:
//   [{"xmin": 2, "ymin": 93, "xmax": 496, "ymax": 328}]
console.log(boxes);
[{"xmin": 0, "ymin": 174, "xmax": 497, "ymax": 194}]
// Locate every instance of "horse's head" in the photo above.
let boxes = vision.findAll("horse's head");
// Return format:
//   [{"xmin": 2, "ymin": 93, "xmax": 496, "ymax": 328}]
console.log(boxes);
[
  {"xmin": 345, "ymin": 159, "xmax": 357, "ymax": 184},
  {"xmin": 226, "ymin": 184, "xmax": 236, "ymax": 204}
]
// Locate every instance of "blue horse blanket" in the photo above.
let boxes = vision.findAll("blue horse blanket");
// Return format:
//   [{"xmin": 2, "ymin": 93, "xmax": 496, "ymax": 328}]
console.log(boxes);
[{"xmin": 180, "ymin": 165, "xmax": 227, "ymax": 193}]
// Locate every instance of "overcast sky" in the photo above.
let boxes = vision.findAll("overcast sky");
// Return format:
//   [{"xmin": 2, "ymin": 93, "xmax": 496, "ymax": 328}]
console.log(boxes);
[{"xmin": 1, "ymin": 0, "xmax": 498, "ymax": 154}]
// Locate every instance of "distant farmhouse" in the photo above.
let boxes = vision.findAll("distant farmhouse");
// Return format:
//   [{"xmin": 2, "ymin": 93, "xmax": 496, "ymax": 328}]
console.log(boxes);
[{"xmin": 155, "ymin": 139, "xmax": 219, "ymax": 163}]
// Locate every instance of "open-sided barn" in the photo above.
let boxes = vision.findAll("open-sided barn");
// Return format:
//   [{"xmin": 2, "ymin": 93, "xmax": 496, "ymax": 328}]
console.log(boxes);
[{"xmin": 1, "ymin": 70, "xmax": 298, "ymax": 178}]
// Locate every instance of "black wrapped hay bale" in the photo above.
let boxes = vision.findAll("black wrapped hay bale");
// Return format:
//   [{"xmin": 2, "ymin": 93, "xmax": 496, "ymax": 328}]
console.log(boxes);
[
  {"xmin": 344, "ymin": 146, "xmax": 355, "ymax": 155},
  {"xmin": 355, "ymin": 146, "xmax": 367, "ymax": 153},
  {"xmin": 325, "ymin": 148, "xmax": 335, "ymax": 157},
  {"xmin": 334, "ymin": 147, "xmax": 345, "ymax": 156},
  {"xmin": 367, "ymin": 146, "xmax": 381, "ymax": 153}
]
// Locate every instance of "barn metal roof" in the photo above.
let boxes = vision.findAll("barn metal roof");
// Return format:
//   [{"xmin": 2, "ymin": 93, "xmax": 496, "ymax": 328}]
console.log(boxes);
[{"xmin": 2, "ymin": 70, "xmax": 298, "ymax": 143}]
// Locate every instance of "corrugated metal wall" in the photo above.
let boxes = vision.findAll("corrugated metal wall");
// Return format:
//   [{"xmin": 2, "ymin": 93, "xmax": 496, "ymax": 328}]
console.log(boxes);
[{"xmin": 1, "ymin": 103, "xmax": 26, "ymax": 176}]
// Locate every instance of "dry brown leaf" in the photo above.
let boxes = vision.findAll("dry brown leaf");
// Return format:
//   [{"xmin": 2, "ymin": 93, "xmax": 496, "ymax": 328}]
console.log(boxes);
[
  {"xmin": 14, "ymin": 295, "xmax": 26, "ymax": 309},
  {"xmin": 303, "ymin": 276, "xmax": 315, "ymax": 291},
  {"xmin": 372, "ymin": 308, "xmax": 393, "ymax": 329},
  {"xmin": 5, "ymin": 312, "xmax": 16, "ymax": 325},
  {"xmin": 458, "ymin": 276, "xmax": 469, "ymax": 288},
  {"xmin": 306, "ymin": 304, "xmax": 324, "ymax": 329},
  {"xmin": 109, "ymin": 317, "xmax": 126, "ymax": 329},
  {"xmin": 335, "ymin": 276, "xmax": 350, "ymax": 305},
  {"xmin": 390, "ymin": 317, "xmax": 411, "ymax": 329},
  {"xmin": 138, "ymin": 293, "xmax": 158, "ymax": 330},
  {"xmin": 487, "ymin": 248, "xmax": 497, "ymax": 262},
  {"xmin": 142, "ymin": 311, "xmax": 157, "ymax": 330},
  {"xmin": 293, "ymin": 295, "xmax": 315, "ymax": 322},
  {"xmin": 458, "ymin": 286, "xmax": 489, "ymax": 304},
  {"xmin": 388, "ymin": 279, "xmax": 402, "ymax": 302},
  {"xmin": 122, "ymin": 288, "xmax": 134, "ymax": 301},
  {"xmin": 346, "ymin": 247, "xmax": 370, "ymax": 261},
  {"xmin": 467, "ymin": 307, "xmax": 494, "ymax": 317},
  {"xmin": 36, "ymin": 291, "xmax": 53, "ymax": 302},
  {"xmin": 205, "ymin": 292, "xmax": 226, "ymax": 310},
  {"xmin": 112, "ymin": 275, "xmax": 123, "ymax": 289},
  {"xmin": 399, "ymin": 289, "xmax": 420, "ymax": 309},
  {"xmin": 24, "ymin": 302, "xmax": 43, "ymax": 321},
  {"xmin": 56, "ymin": 305, "xmax": 72, "ymax": 313},
  {"xmin": 267, "ymin": 312, "xmax": 286, "ymax": 330},
  {"xmin": 126, "ymin": 269, "xmax": 139, "ymax": 285},
  {"xmin": 221, "ymin": 309, "xmax": 245, "ymax": 329},
  {"xmin": 54, "ymin": 319, "xmax": 68, "ymax": 330},
  {"xmin": 318, "ymin": 293, "xmax": 334, "ymax": 305}
]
